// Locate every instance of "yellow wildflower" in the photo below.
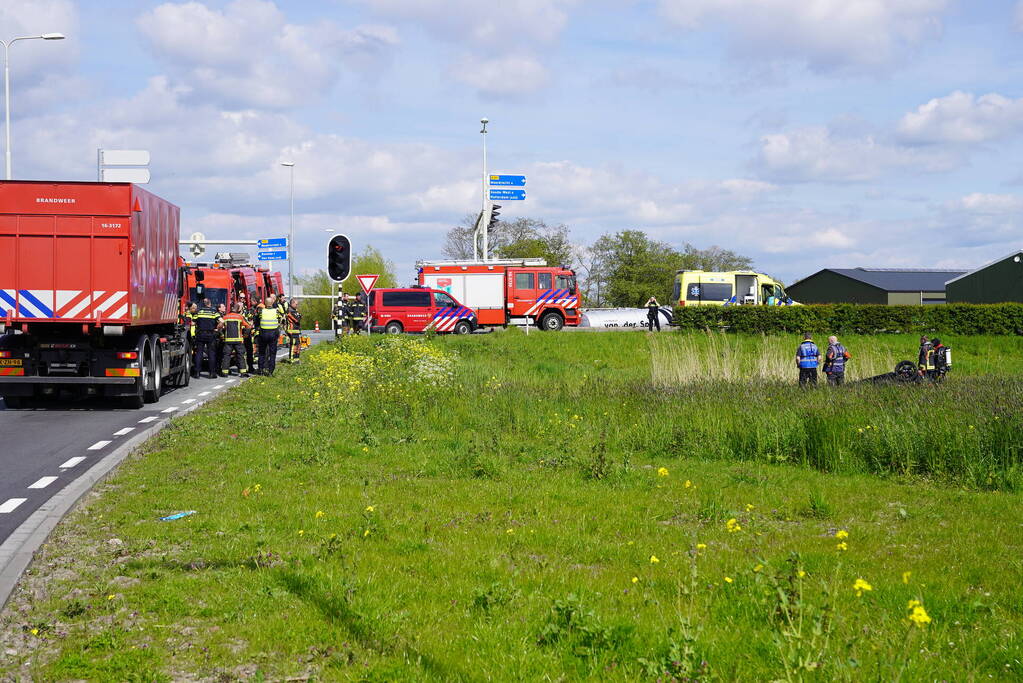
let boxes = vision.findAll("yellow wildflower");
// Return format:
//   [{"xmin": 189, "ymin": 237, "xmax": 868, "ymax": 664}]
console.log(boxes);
[
  {"xmin": 745, "ymin": 503, "xmax": 754, "ymax": 512},
  {"xmin": 835, "ymin": 529, "xmax": 849, "ymax": 539},
  {"xmin": 696, "ymin": 543, "xmax": 707, "ymax": 551},
  {"xmin": 853, "ymin": 578, "xmax": 872, "ymax": 597},
  {"xmin": 753, "ymin": 564, "xmax": 764, "ymax": 573},
  {"xmin": 657, "ymin": 467, "xmax": 669, "ymax": 477},
  {"xmin": 902, "ymin": 571, "xmax": 912, "ymax": 584},
  {"xmin": 315, "ymin": 510, "xmax": 325, "ymax": 519},
  {"xmin": 107, "ymin": 594, "xmax": 115, "ymax": 600},
  {"xmin": 631, "ymin": 576, "xmax": 639, "ymax": 584},
  {"xmin": 30, "ymin": 628, "xmax": 38, "ymax": 635},
  {"xmin": 365, "ymin": 505, "xmax": 375, "ymax": 512},
  {"xmin": 650, "ymin": 555, "xmax": 660, "ymax": 564},
  {"xmin": 724, "ymin": 576, "xmax": 733, "ymax": 584},
  {"xmin": 725, "ymin": 518, "xmax": 742, "ymax": 533},
  {"xmin": 253, "ymin": 484, "xmax": 262, "ymax": 493},
  {"xmin": 297, "ymin": 530, "xmax": 304, "ymax": 536},
  {"xmin": 907, "ymin": 600, "xmax": 932, "ymax": 627},
  {"xmin": 836, "ymin": 542, "xmax": 848, "ymax": 551},
  {"xmin": 506, "ymin": 528, "xmax": 514, "ymax": 534},
  {"xmin": 798, "ymin": 570, "xmax": 806, "ymax": 578},
  {"xmin": 684, "ymin": 480, "xmax": 692, "ymax": 489},
  {"xmin": 363, "ymin": 529, "xmax": 370, "ymax": 537}
]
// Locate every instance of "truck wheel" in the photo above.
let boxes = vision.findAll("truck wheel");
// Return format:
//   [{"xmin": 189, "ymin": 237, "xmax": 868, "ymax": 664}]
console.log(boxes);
[
  {"xmin": 538, "ymin": 312, "xmax": 564, "ymax": 332},
  {"xmin": 385, "ymin": 321, "xmax": 403, "ymax": 334},
  {"xmin": 453, "ymin": 320, "xmax": 472, "ymax": 335},
  {"xmin": 123, "ymin": 340, "xmax": 147, "ymax": 409},
  {"xmin": 144, "ymin": 344, "xmax": 162, "ymax": 404},
  {"xmin": 176, "ymin": 341, "xmax": 192, "ymax": 387}
]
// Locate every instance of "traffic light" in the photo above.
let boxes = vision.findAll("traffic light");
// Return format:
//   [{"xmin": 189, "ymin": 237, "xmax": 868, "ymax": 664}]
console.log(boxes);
[
  {"xmin": 488, "ymin": 203, "xmax": 502, "ymax": 231},
  {"xmin": 327, "ymin": 234, "xmax": 352, "ymax": 282}
]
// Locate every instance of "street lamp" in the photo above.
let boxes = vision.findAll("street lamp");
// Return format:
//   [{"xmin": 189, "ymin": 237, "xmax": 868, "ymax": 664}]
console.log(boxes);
[
  {"xmin": 280, "ymin": 161, "xmax": 295, "ymax": 297},
  {"xmin": 479, "ymin": 117, "xmax": 489, "ymax": 260},
  {"xmin": 2, "ymin": 33, "xmax": 66, "ymax": 180}
]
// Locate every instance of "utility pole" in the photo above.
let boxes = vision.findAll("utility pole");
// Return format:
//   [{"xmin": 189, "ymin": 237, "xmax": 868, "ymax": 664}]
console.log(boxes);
[
  {"xmin": 480, "ymin": 117, "xmax": 490, "ymax": 261},
  {"xmin": 280, "ymin": 161, "xmax": 295, "ymax": 298}
]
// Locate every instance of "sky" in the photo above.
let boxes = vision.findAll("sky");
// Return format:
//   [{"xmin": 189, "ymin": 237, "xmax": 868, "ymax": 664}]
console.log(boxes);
[{"xmin": 4, "ymin": 0, "xmax": 1023, "ymax": 285}]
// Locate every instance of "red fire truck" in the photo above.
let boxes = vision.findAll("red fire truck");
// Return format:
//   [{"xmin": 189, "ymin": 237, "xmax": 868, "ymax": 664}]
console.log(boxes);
[
  {"xmin": 182, "ymin": 256, "xmax": 284, "ymax": 312},
  {"xmin": 0, "ymin": 181, "xmax": 192, "ymax": 407},
  {"xmin": 416, "ymin": 258, "xmax": 580, "ymax": 331}
]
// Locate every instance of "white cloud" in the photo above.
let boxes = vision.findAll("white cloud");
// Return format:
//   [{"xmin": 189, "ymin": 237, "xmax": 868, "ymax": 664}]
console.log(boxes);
[
  {"xmin": 755, "ymin": 125, "xmax": 957, "ymax": 182},
  {"xmin": 137, "ymin": 0, "xmax": 398, "ymax": 109},
  {"xmin": 450, "ymin": 55, "xmax": 551, "ymax": 97},
  {"xmin": 897, "ymin": 91, "xmax": 1023, "ymax": 144},
  {"xmin": 359, "ymin": 0, "xmax": 578, "ymax": 45},
  {"xmin": 658, "ymin": 0, "xmax": 948, "ymax": 73}
]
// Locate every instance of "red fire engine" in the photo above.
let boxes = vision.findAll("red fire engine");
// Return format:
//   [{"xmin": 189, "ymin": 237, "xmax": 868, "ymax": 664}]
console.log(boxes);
[
  {"xmin": 416, "ymin": 258, "xmax": 579, "ymax": 331},
  {"xmin": 182, "ymin": 255, "xmax": 284, "ymax": 312}
]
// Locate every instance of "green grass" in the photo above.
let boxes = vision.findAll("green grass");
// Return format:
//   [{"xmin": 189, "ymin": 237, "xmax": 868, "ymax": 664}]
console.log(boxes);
[{"xmin": 2, "ymin": 330, "xmax": 1022, "ymax": 681}]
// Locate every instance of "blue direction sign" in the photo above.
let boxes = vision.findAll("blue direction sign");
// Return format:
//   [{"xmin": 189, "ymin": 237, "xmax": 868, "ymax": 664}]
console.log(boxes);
[
  {"xmin": 490, "ymin": 189, "xmax": 526, "ymax": 201},
  {"xmin": 257, "ymin": 237, "xmax": 287, "ymax": 249},
  {"xmin": 489, "ymin": 174, "xmax": 526, "ymax": 187},
  {"xmin": 257, "ymin": 250, "xmax": 288, "ymax": 261}
]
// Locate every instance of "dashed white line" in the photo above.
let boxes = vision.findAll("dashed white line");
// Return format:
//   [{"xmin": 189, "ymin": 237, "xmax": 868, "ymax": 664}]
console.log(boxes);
[
  {"xmin": 113, "ymin": 427, "xmax": 135, "ymax": 436},
  {"xmin": 213, "ymin": 384, "xmax": 224, "ymax": 389},
  {"xmin": 0, "ymin": 498, "xmax": 27, "ymax": 514},
  {"xmin": 27, "ymin": 476, "xmax": 58, "ymax": 489},
  {"xmin": 225, "ymin": 378, "xmax": 236, "ymax": 383},
  {"xmin": 60, "ymin": 456, "xmax": 86, "ymax": 469},
  {"xmin": 138, "ymin": 416, "xmax": 158, "ymax": 423},
  {"xmin": 161, "ymin": 406, "xmax": 178, "ymax": 413},
  {"xmin": 181, "ymin": 398, "xmax": 196, "ymax": 404},
  {"xmin": 87, "ymin": 440, "xmax": 112, "ymax": 451},
  {"xmin": 198, "ymin": 391, "xmax": 210, "ymax": 397}
]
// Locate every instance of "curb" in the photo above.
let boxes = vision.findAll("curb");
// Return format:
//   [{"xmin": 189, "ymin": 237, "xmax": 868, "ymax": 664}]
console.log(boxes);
[{"xmin": 0, "ymin": 374, "xmax": 257, "ymax": 611}]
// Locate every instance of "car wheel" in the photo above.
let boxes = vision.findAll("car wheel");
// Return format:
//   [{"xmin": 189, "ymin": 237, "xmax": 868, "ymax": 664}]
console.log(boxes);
[
  {"xmin": 385, "ymin": 321, "xmax": 404, "ymax": 334},
  {"xmin": 538, "ymin": 312, "xmax": 564, "ymax": 332},
  {"xmin": 453, "ymin": 320, "xmax": 472, "ymax": 335}
]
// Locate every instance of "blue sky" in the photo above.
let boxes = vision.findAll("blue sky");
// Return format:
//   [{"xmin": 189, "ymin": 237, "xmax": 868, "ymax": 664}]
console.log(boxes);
[{"xmin": 5, "ymin": 0, "xmax": 1023, "ymax": 285}]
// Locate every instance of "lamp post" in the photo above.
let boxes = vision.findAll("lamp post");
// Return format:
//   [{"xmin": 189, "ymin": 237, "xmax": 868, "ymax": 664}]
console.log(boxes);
[
  {"xmin": 2, "ymin": 33, "xmax": 65, "ymax": 180},
  {"xmin": 280, "ymin": 161, "xmax": 295, "ymax": 297},
  {"xmin": 480, "ymin": 117, "xmax": 489, "ymax": 260}
]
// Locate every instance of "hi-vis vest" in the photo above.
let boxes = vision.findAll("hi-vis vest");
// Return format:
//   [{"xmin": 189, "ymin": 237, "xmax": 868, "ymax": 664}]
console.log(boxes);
[
  {"xmin": 259, "ymin": 307, "xmax": 280, "ymax": 331},
  {"xmin": 797, "ymin": 340, "xmax": 820, "ymax": 369},
  {"xmin": 222, "ymin": 313, "xmax": 247, "ymax": 342}
]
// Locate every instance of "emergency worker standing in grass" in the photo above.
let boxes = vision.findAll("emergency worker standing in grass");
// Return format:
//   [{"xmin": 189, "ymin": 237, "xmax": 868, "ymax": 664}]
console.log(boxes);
[
  {"xmin": 795, "ymin": 332, "xmax": 820, "ymax": 386},
  {"xmin": 286, "ymin": 297, "xmax": 302, "ymax": 363},
  {"xmin": 645, "ymin": 296, "xmax": 661, "ymax": 332},
  {"xmin": 918, "ymin": 335, "xmax": 935, "ymax": 378},
  {"xmin": 823, "ymin": 335, "xmax": 850, "ymax": 386}
]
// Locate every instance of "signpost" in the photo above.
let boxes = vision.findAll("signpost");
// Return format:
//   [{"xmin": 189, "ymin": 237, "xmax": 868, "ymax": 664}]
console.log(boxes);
[
  {"xmin": 357, "ymin": 274, "xmax": 379, "ymax": 294},
  {"xmin": 258, "ymin": 237, "xmax": 287, "ymax": 249},
  {"xmin": 97, "ymin": 149, "xmax": 151, "ymax": 184},
  {"xmin": 489, "ymin": 174, "xmax": 526, "ymax": 187},
  {"xmin": 257, "ymin": 250, "xmax": 288, "ymax": 261},
  {"xmin": 489, "ymin": 189, "xmax": 526, "ymax": 201}
]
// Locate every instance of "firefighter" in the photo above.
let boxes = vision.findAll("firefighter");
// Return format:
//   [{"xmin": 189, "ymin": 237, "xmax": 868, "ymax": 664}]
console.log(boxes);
[
  {"xmin": 645, "ymin": 296, "xmax": 661, "ymax": 332},
  {"xmin": 218, "ymin": 302, "xmax": 251, "ymax": 376},
  {"xmin": 795, "ymin": 332, "xmax": 820, "ymax": 387},
  {"xmin": 186, "ymin": 303, "xmax": 199, "ymax": 376},
  {"xmin": 192, "ymin": 298, "xmax": 222, "ymax": 379},
  {"xmin": 257, "ymin": 296, "xmax": 280, "ymax": 376},
  {"xmin": 352, "ymin": 292, "xmax": 367, "ymax": 333},
  {"xmin": 342, "ymin": 295, "xmax": 355, "ymax": 334},
  {"xmin": 930, "ymin": 337, "xmax": 950, "ymax": 382},
  {"xmin": 286, "ymin": 297, "xmax": 302, "ymax": 363},
  {"xmin": 823, "ymin": 335, "xmax": 850, "ymax": 386},
  {"xmin": 918, "ymin": 335, "xmax": 935, "ymax": 378}
]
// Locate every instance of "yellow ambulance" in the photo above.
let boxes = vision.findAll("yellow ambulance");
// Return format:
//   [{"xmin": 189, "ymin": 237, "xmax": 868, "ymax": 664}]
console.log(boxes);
[{"xmin": 673, "ymin": 270, "xmax": 794, "ymax": 306}]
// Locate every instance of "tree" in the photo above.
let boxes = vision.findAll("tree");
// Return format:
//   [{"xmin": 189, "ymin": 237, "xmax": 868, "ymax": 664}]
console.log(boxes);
[
  {"xmin": 442, "ymin": 215, "xmax": 573, "ymax": 265},
  {"xmin": 295, "ymin": 245, "xmax": 398, "ymax": 327},
  {"xmin": 591, "ymin": 230, "xmax": 681, "ymax": 307},
  {"xmin": 342, "ymin": 245, "xmax": 399, "ymax": 295},
  {"xmin": 443, "ymin": 213, "xmax": 479, "ymax": 259},
  {"xmin": 678, "ymin": 243, "xmax": 754, "ymax": 272}
]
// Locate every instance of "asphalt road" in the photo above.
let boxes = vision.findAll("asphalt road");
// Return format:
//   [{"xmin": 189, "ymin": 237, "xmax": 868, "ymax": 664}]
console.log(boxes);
[{"xmin": 0, "ymin": 332, "xmax": 329, "ymax": 546}]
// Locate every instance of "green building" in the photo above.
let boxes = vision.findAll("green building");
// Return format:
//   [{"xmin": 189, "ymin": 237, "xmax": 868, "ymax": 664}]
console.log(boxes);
[
  {"xmin": 945, "ymin": 250, "xmax": 1023, "ymax": 303},
  {"xmin": 787, "ymin": 268, "xmax": 966, "ymax": 305}
]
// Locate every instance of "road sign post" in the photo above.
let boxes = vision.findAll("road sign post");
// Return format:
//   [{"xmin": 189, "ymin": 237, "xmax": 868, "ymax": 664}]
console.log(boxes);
[
  {"xmin": 489, "ymin": 189, "xmax": 526, "ymax": 201},
  {"xmin": 257, "ymin": 237, "xmax": 287, "ymax": 249},
  {"xmin": 257, "ymin": 250, "xmax": 288, "ymax": 261},
  {"xmin": 357, "ymin": 274, "xmax": 378, "ymax": 294},
  {"xmin": 489, "ymin": 174, "xmax": 526, "ymax": 187}
]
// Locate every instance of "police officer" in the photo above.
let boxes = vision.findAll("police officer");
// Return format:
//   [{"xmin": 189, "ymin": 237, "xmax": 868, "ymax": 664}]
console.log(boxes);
[
  {"xmin": 257, "ymin": 296, "xmax": 280, "ymax": 376},
  {"xmin": 918, "ymin": 335, "xmax": 935, "ymax": 378},
  {"xmin": 218, "ymin": 302, "xmax": 251, "ymax": 376},
  {"xmin": 192, "ymin": 298, "xmax": 222, "ymax": 379},
  {"xmin": 286, "ymin": 297, "xmax": 302, "ymax": 363},
  {"xmin": 795, "ymin": 332, "xmax": 820, "ymax": 386},
  {"xmin": 645, "ymin": 296, "xmax": 661, "ymax": 332},
  {"xmin": 823, "ymin": 335, "xmax": 849, "ymax": 386}
]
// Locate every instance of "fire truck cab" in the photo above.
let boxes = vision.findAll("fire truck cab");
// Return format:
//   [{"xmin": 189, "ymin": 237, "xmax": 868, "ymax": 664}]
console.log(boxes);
[{"xmin": 417, "ymin": 258, "xmax": 579, "ymax": 331}]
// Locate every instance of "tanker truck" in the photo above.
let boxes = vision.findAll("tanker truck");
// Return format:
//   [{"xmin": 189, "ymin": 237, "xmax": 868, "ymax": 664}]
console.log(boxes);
[{"xmin": 0, "ymin": 181, "xmax": 191, "ymax": 408}]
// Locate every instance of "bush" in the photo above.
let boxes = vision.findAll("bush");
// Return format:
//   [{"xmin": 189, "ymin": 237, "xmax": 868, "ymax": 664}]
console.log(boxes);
[{"xmin": 674, "ymin": 303, "xmax": 1023, "ymax": 335}]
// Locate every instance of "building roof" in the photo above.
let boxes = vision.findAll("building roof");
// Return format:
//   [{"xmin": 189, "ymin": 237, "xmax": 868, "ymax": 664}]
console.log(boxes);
[
  {"xmin": 792, "ymin": 267, "xmax": 968, "ymax": 292},
  {"xmin": 945, "ymin": 249, "xmax": 1023, "ymax": 286}
]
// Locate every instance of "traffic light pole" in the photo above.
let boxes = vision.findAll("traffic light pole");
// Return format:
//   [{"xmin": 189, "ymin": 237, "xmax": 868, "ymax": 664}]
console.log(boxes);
[{"xmin": 479, "ymin": 118, "xmax": 491, "ymax": 261}]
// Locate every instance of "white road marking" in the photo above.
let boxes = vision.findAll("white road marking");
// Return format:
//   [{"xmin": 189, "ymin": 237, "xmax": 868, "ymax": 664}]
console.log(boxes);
[
  {"xmin": 0, "ymin": 498, "xmax": 27, "ymax": 514},
  {"xmin": 161, "ymin": 407, "xmax": 178, "ymax": 413},
  {"xmin": 198, "ymin": 391, "xmax": 210, "ymax": 397},
  {"xmin": 60, "ymin": 456, "xmax": 86, "ymax": 469},
  {"xmin": 138, "ymin": 416, "xmax": 158, "ymax": 423},
  {"xmin": 225, "ymin": 378, "xmax": 236, "ymax": 383},
  {"xmin": 113, "ymin": 427, "xmax": 135, "ymax": 436},
  {"xmin": 28, "ymin": 476, "xmax": 57, "ymax": 489},
  {"xmin": 181, "ymin": 398, "xmax": 196, "ymax": 404},
  {"xmin": 88, "ymin": 440, "xmax": 111, "ymax": 450},
  {"xmin": 213, "ymin": 384, "xmax": 224, "ymax": 389}
]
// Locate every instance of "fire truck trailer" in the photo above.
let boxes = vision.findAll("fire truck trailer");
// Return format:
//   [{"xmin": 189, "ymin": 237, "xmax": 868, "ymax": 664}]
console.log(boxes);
[
  {"xmin": 0, "ymin": 181, "xmax": 190, "ymax": 408},
  {"xmin": 416, "ymin": 258, "xmax": 580, "ymax": 331}
]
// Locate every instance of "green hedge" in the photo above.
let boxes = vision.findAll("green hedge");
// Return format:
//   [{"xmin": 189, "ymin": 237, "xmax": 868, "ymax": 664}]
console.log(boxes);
[{"xmin": 674, "ymin": 304, "xmax": 1023, "ymax": 335}]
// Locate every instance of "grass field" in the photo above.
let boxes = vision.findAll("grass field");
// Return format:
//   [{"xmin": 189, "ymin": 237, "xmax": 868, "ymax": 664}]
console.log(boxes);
[{"xmin": 2, "ymin": 330, "xmax": 1022, "ymax": 681}]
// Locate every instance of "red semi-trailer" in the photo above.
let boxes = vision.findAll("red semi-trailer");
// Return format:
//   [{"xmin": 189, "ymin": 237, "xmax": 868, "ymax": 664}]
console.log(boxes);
[{"xmin": 0, "ymin": 181, "xmax": 191, "ymax": 407}]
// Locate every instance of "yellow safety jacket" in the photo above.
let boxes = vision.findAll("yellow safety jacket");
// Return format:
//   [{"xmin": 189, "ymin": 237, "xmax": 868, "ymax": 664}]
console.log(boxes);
[{"xmin": 259, "ymin": 307, "xmax": 280, "ymax": 331}]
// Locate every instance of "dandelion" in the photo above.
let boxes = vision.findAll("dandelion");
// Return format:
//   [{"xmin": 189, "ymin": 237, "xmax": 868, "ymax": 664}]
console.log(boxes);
[
  {"xmin": 365, "ymin": 505, "xmax": 375, "ymax": 512},
  {"xmin": 836, "ymin": 542, "xmax": 848, "ymax": 551},
  {"xmin": 253, "ymin": 484, "xmax": 262, "ymax": 493},
  {"xmin": 726, "ymin": 518, "xmax": 742, "ymax": 533},
  {"xmin": 835, "ymin": 529, "xmax": 849, "ymax": 539},
  {"xmin": 696, "ymin": 543, "xmax": 707, "ymax": 551},
  {"xmin": 798, "ymin": 570, "xmax": 806, "ymax": 578},
  {"xmin": 907, "ymin": 599, "xmax": 932, "ymax": 627},
  {"xmin": 853, "ymin": 578, "xmax": 872, "ymax": 597},
  {"xmin": 107, "ymin": 594, "xmax": 116, "ymax": 600},
  {"xmin": 753, "ymin": 564, "xmax": 764, "ymax": 573},
  {"xmin": 657, "ymin": 467, "xmax": 669, "ymax": 477},
  {"xmin": 363, "ymin": 529, "xmax": 370, "ymax": 537},
  {"xmin": 315, "ymin": 510, "xmax": 325, "ymax": 519},
  {"xmin": 684, "ymin": 480, "xmax": 692, "ymax": 489},
  {"xmin": 745, "ymin": 503, "xmax": 755, "ymax": 512},
  {"xmin": 650, "ymin": 555, "xmax": 660, "ymax": 564},
  {"xmin": 362, "ymin": 446, "xmax": 369, "ymax": 452},
  {"xmin": 724, "ymin": 576, "xmax": 733, "ymax": 584},
  {"xmin": 297, "ymin": 530, "xmax": 304, "ymax": 536},
  {"xmin": 857, "ymin": 428, "xmax": 864, "ymax": 433},
  {"xmin": 902, "ymin": 571, "xmax": 912, "ymax": 584},
  {"xmin": 506, "ymin": 528, "xmax": 514, "ymax": 534},
  {"xmin": 30, "ymin": 628, "xmax": 38, "ymax": 635},
  {"xmin": 631, "ymin": 576, "xmax": 639, "ymax": 584}
]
